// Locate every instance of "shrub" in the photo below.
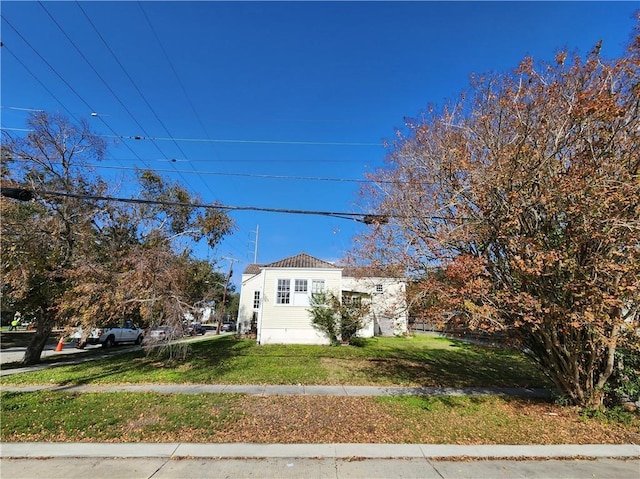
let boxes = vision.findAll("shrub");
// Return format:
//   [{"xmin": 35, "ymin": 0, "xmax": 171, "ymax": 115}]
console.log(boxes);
[
  {"xmin": 605, "ymin": 344, "xmax": 640, "ymax": 407},
  {"xmin": 309, "ymin": 292, "xmax": 370, "ymax": 345},
  {"xmin": 309, "ymin": 292, "xmax": 340, "ymax": 346}
]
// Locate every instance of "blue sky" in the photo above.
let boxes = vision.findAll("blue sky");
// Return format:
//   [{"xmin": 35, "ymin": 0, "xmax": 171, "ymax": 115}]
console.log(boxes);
[{"xmin": 1, "ymin": 1, "xmax": 636, "ymax": 286}]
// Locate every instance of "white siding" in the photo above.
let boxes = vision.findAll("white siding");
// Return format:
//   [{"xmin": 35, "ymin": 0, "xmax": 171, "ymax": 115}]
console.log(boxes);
[
  {"xmin": 259, "ymin": 268, "xmax": 341, "ymax": 345},
  {"xmin": 239, "ymin": 260, "xmax": 409, "ymax": 344},
  {"xmin": 342, "ymin": 276, "xmax": 408, "ymax": 336},
  {"xmin": 238, "ymin": 272, "xmax": 263, "ymax": 334}
]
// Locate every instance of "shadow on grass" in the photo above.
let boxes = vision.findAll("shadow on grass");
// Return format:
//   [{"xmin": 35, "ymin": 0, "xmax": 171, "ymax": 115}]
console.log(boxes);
[
  {"xmin": 36, "ymin": 335, "xmax": 247, "ymax": 387},
  {"xmin": 357, "ymin": 343, "xmax": 551, "ymax": 389},
  {"xmin": 6, "ymin": 335, "xmax": 552, "ymax": 390}
]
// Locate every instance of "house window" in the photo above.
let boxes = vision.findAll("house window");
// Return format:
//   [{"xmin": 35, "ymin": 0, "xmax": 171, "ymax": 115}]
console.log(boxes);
[
  {"xmin": 312, "ymin": 279, "xmax": 325, "ymax": 294},
  {"xmin": 375, "ymin": 284, "xmax": 383, "ymax": 294},
  {"xmin": 253, "ymin": 291, "xmax": 260, "ymax": 310},
  {"xmin": 344, "ymin": 295, "xmax": 362, "ymax": 307},
  {"xmin": 276, "ymin": 279, "xmax": 290, "ymax": 304},
  {"xmin": 295, "ymin": 279, "xmax": 308, "ymax": 293}
]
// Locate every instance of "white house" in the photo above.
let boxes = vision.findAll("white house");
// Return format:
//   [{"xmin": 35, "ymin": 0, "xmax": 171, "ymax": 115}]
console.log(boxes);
[{"xmin": 238, "ymin": 252, "xmax": 408, "ymax": 345}]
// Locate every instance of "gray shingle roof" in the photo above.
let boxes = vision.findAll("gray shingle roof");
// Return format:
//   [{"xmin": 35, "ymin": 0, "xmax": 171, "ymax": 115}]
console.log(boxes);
[{"xmin": 341, "ymin": 265, "xmax": 404, "ymax": 279}]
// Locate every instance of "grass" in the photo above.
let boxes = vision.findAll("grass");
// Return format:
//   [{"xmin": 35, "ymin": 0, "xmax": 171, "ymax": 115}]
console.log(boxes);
[
  {"xmin": 0, "ymin": 391, "xmax": 241, "ymax": 442},
  {"xmin": 2, "ymin": 334, "xmax": 638, "ymax": 444},
  {"xmin": 2, "ymin": 391, "xmax": 638, "ymax": 444},
  {"xmin": 0, "ymin": 334, "xmax": 551, "ymax": 389}
]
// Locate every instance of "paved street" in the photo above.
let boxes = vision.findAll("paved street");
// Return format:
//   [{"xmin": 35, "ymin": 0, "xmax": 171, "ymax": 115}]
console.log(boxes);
[
  {"xmin": 0, "ymin": 335, "xmax": 103, "ymax": 365},
  {"xmin": 0, "ymin": 331, "xmax": 219, "ymax": 375}
]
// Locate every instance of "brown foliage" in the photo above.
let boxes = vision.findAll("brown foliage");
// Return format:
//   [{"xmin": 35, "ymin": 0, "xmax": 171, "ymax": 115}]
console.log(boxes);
[
  {"xmin": 356, "ymin": 24, "xmax": 640, "ymax": 407},
  {"xmin": 1, "ymin": 113, "xmax": 234, "ymax": 364}
]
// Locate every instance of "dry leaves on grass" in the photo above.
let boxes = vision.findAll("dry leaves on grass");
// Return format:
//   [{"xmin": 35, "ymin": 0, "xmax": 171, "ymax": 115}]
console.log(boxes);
[
  {"xmin": 207, "ymin": 396, "xmax": 640, "ymax": 445},
  {"xmin": 223, "ymin": 396, "xmax": 405, "ymax": 443},
  {"xmin": 3, "ymin": 395, "xmax": 639, "ymax": 444}
]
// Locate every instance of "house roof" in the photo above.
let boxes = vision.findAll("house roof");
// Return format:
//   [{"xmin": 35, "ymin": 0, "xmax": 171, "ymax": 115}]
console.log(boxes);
[
  {"xmin": 243, "ymin": 264, "xmax": 264, "ymax": 275},
  {"xmin": 341, "ymin": 265, "xmax": 405, "ymax": 279},
  {"xmin": 242, "ymin": 253, "xmax": 404, "ymax": 278},
  {"xmin": 243, "ymin": 253, "xmax": 338, "ymax": 274},
  {"xmin": 266, "ymin": 252, "xmax": 338, "ymax": 269}
]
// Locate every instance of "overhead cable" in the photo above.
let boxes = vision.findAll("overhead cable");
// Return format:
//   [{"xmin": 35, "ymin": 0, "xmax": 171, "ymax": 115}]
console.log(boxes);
[
  {"xmin": 101, "ymin": 134, "xmax": 382, "ymax": 147},
  {"xmin": 6, "ymin": 156, "xmax": 402, "ymax": 184},
  {"xmin": 0, "ymin": 187, "xmax": 389, "ymax": 224},
  {"xmin": 1, "ymin": 15, "xmax": 147, "ymax": 170},
  {"xmin": 0, "ymin": 44, "xmax": 79, "ymax": 122}
]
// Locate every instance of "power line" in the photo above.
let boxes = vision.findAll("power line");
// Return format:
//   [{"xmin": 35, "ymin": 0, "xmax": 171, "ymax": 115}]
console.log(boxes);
[
  {"xmin": 75, "ymin": 2, "xmax": 215, "ymax": 200},
  {"xmin": 1, "ymin": 15, "xmax": 148, "ymax": 170},
  {"xmin": 1, "ymin": 106, "xmax": 46, "ymax": 113},
  {"xmin": 137, "ymin": 2, "xmax": 238, "ymax": 199},
  {"xmin": 6, "ymin": 156, "xmax": 401, "ymax": 184},
  {"xmin": 36, "ymin": 1, "xmax": 156, "ymax": 170},
  {"xmin": 2, "ymin": 122, "xmax": 383, "ymax": 150},
  {"xmin": 0, "ymin": 45, "xmax": 78, "ymax": 121},
  {"xmin": 83, "ymin": 163, "xmax": 399, "ymax": 184},
  {"xmin": 137, "ymin": 2, "xmax": 211, "ymax": 140},
  {"xmin": 128, "ymin": 157, "xmax": 369, "ymax": 164},
  {"xmin": 1, "ymin": 187, "xmax": 389, "ymax": 224},
  {"xmin": 100, "ymin": 134, "xmax": 382, "ymax": 147},
  {"xmin": 73, "ymin": 3, "xmax": 189, "ymax": 183}
]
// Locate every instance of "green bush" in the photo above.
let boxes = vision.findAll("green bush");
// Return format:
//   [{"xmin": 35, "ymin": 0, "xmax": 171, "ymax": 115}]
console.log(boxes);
[
  {"xmin": 308, "ymin": 292, "xmax": 369, "ymax": 345},
  {"xmin": 309, "ymin": 292, "xmax": 340, "ymax": 345},
  {"xmin": 605, "ymin": 344, "xmax": 640, "ymax": 406}
]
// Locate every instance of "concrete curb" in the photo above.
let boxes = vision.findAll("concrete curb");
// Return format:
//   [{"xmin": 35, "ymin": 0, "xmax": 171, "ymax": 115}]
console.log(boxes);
[{"xmin": 1, "ymin": 442, "xmax": 639, "ymax": 459}]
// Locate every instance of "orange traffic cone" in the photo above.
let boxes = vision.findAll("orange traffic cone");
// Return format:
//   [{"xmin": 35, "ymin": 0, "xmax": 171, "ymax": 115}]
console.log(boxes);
[{"xmin": 55, "ymin": 337, "xmax": 65, "ymax": 352}]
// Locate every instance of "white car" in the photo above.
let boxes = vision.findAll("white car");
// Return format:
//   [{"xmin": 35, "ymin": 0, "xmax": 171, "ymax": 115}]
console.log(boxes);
[
  {"xmin": 72, "ymin": 321, "xmax": 144, "ymax": 348},
  {"xmin": 147, "ymin": 326, "xmax": 182, "ymax": 342}
]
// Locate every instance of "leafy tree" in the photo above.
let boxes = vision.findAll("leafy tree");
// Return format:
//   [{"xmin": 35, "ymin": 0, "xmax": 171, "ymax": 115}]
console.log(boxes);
[
  {"xmin": 60, "ymin": 172, "xmax": 234, "ymax": 346},
  {"xmin": 355, "ymin": 26, "xmax": 639, "ymax": 407},
  {"xmin": 1, "ymin": 112, "xmax": 234, "ymax": 364},
  {"xmin": 1, "ymin": 112, "xmax": 108, "ymax": 364},
  {"xmin": 337, "ymin": 295, "xmax": 370, "ymax": 344}
]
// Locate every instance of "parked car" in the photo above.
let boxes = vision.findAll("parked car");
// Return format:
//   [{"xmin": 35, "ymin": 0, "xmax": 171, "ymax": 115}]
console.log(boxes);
[
  {"xmin": 147, "ymin": 326, "xmax": 181, "ymax": 342},
  {"xmin": 186, "ymin": 322, "xmax": 206, "ymax": 335},
  {"xmin": 221, "ymin": 321, "xmax": 236, "ymax": 332},
  {"xmin": 72, "ymin": 321, "xmax": 144, "ymax": 348}
]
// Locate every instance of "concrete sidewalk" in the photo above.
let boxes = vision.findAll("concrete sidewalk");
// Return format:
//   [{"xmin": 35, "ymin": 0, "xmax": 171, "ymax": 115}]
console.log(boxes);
[
  {"xmin": 2, "ymin": 441, "xmax": 639, "ymax": 459},
  {"xmin": 0, "ymin": 382, "xmax": 552, "ymax": 398},
  {"xmin": 2, "ymin": 442, "xmax": 639, "ymax": 479}
]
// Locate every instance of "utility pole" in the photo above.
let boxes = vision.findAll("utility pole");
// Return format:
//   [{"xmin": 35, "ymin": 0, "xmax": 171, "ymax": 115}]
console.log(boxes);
[
  {"xmin": 248, "ymin": 225, "xmax": 259, "ymax": 263},
  {"xmin": 216, "ymin": 256, "xmax": 238, "ymax": 335}
]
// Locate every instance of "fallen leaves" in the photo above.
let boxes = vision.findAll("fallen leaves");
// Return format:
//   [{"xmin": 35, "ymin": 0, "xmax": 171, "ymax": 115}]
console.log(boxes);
[{"xmin": 6, "ymin": 393, "xmax": 638, "ymax": 445}]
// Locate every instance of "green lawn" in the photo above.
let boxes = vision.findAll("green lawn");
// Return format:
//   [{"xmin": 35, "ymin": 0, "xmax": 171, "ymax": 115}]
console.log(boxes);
[
  {"xmin": 2, "ymin": 391, "xmax": 638, "ymax": 444},
  {"xmin": 1, "ymin": 334, "xmax": 551, "ymax": 389},
  {"xmin": 3, "ymin": 335, "xmax": 639, "ymax": 444}
]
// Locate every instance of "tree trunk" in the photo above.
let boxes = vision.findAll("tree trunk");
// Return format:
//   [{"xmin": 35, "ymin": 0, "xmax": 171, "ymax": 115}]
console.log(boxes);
[{"xmin": 21, "ymin": 316, "xmax": 54, "ymax": 366}]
